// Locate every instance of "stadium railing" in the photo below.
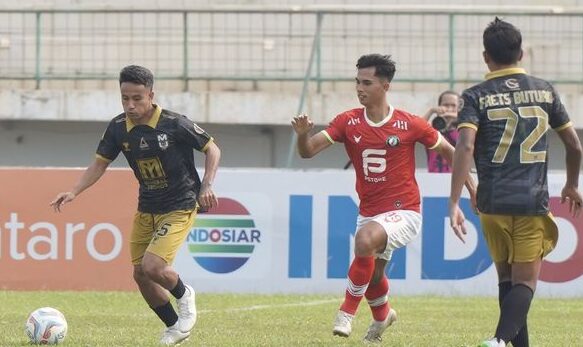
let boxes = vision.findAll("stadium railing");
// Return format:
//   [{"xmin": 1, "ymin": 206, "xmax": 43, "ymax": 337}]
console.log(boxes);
[{"xmin": 1, "ymin": 5, "xmax": 583, "ymax": 91}]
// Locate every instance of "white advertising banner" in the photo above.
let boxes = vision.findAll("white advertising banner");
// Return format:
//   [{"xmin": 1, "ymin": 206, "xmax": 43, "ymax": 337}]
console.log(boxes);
[{"xmin": 173, "ymin": 169, "xmax": 583, "ymax": 297}]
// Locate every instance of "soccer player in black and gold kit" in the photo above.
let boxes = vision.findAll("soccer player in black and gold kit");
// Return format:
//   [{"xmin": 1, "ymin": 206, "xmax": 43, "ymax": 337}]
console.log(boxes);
[
  {"xmin": 50, "ymin": 65, "xmax": 221, "ymax": 345},
  {"xmin": 449, "ymin": 18, "xmax": 583, "ymax": 347}
]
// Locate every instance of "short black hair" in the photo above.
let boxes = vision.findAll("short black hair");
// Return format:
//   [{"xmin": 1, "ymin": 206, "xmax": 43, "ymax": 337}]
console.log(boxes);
[
  {"xmin": 356, "ymin": 54, "xmax": 396, "ymax": 82},
  {"xmin": 437, "ymin": 90, "xmax": 460, "ymax": 105},
  {"xmin": 119, "ymin": 65, "xmax": 154, "ymax": 89},
  {"xmin": 483, "ymin": 17, "xmax": 522, "ymax": 65}
]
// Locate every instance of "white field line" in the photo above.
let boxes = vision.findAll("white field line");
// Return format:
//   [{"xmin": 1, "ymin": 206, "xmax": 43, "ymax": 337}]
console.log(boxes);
[
  {"xmin": 82, "ymin": 298, "xmax": 340, "ymax": 318},
  {"xmin": 197, "ymin": 298, "xmax": 339, "ymax": 314}
]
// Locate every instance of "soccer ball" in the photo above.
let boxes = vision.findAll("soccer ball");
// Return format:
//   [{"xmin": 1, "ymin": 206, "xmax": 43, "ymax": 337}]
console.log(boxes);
[{"xmin": 25, "ymin": 307, "xmax": 68, "ymax": 345}]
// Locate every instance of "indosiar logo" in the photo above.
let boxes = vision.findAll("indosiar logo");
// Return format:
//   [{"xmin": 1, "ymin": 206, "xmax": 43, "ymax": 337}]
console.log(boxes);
[{"xmin": 186, "ymin": 197, "xmax": 261, "ymax": 274}]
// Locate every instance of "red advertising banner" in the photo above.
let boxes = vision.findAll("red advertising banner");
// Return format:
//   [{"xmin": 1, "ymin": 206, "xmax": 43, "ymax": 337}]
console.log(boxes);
[{"xmin": 0, "ymin": 168, "xmax": 138, "ymax": 290}]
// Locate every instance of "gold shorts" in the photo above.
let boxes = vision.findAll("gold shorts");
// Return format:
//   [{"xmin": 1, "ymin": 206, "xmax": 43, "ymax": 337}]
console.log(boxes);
[
  {"xmin": 130, "ymin": 209, "xmax": 197, "ymax": 265},
  {"xmin": 479, "ymin": 212, "xmax": 558, "ymax": 263}
]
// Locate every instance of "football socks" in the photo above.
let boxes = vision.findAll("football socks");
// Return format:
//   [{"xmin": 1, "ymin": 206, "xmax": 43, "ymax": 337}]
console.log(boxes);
[
  {"xmin": 365, "ymin": 275, "xmax": 390, "ymax": 321},
  {"xmin": 495, "ymin": 283, "xmax": 534, "ymax": 343},
  {"xmin": 340, "ymin": 256, "xmax": 375, "ymax": 315},
  {"xmin": 152, "ymin": 301, "xmax": 179, "ymax": 327},
  {"xmin": 499, "ymin": 281, "xmax": 529, "ymax": 347},
  {"xmin": 170, "ymin": 277, "xmax": 187, "ymax": 299}
]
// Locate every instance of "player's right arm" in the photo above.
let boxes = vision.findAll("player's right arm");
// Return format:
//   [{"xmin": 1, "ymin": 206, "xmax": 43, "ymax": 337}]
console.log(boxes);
[
  {"xmin": 50, "ymin": 157, "xmax": 110, "ymax": 212},
  {"xmin": 291, "ymin": 113, "xmax": 332, "ymax": 158},
  {"xmin": 51, "ymin": 120, "xmax": 119, "ymax": 212},
  {"xmin": 448, "ymin": 89, "xmax": 480, "ymax": 242},
  {"xmin": 449, "ymin": 126, "xmax": 477, "ymax": 243}
]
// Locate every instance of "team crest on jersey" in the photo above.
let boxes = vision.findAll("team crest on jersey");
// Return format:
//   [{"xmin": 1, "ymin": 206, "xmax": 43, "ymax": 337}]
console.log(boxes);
[
  {"xmin": 505, "ymin": 78, "xmax": 520, "ymax": 89},
  {"xmin": 122, "ymin": 142, "xmax": 130, "ymax": 152},
  {"xmin": 386, "ymin": 135, "xmax": 400, "ymax": 147},
  {"xmin": 394, "ymin": 200, "xmax": 402, "ymax": 209},
  {"xmin": 157, "ymin": 134, "xmax": 169, "ymax": 150}
]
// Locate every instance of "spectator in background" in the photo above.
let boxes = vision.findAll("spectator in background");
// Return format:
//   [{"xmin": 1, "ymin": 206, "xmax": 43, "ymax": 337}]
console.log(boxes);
[{"xmin": 422, "ymin": 90, "xmax": 461, "ymax": 172}]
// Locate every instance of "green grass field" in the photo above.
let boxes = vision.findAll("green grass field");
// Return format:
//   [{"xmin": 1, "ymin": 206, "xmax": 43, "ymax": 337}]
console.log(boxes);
[{"xmin": 1, "ymin": 291, "xmax": 582, "ymax": 346}]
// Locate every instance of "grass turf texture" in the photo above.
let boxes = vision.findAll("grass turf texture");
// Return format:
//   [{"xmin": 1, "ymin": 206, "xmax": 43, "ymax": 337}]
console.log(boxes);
[{"xmin": 2, "ymin": 291, "xmax": 582, "ymax": 346}]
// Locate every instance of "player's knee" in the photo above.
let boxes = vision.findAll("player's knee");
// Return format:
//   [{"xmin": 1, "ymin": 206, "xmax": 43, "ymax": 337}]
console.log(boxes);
[
  {"xmin": 512, "ymin": 279, "xmax": 537, "ymax": 292},
  {"xmin": 132, "ymin": 266, "xmax": 148, "ymax": 285},
  {"xmin": 141, "ymin": 259, "xmax": 164, "ymax": 282},
  {"xmin": 354, "ymin": 232, "xmax": 376, "ymax": 256}
]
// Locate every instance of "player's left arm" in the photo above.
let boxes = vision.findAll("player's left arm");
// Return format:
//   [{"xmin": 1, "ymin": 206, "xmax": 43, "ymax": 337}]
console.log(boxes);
[
  {"xmin": 557, "ymin": 126, "xmax": 583, "ymax": 217},
  {"xmin": 199, "ymin": 140, "xmax": 221, "ymax": 210},
  {"xmin": 177, "ymin": 116, "xmax": 221, "ymax": 210}
]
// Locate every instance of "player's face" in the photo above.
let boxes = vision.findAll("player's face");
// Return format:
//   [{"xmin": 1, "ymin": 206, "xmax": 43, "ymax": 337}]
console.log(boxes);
[
  {"xmin": 440, "ymin": 94, "xmax": 460, "ymax": 117},
  {"xmin": 120, "ymin": 82, "xmax": 154, "ymax": 123},
  {"xmin": 355, "ymin": 67, "xmax": 389, "ymax": 107}
]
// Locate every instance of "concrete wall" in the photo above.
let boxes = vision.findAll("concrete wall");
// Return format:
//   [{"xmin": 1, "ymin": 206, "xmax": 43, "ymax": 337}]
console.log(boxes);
[
  {"xmin": 0, "ymin": 117, "xmax": 577, "ymax": 171},
  {"xmin": 3, "ymin": 88, "xmax": 583, "ymax": 126},
  {"xmin": 0, "ymin": 88, "xmax": 581, "ymax": 170}
]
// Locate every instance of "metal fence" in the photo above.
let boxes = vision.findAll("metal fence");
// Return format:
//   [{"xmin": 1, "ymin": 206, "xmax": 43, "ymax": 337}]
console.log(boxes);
[{"xmin": 1, "ymin": 6, "xmax": 583, "ymax": 90}]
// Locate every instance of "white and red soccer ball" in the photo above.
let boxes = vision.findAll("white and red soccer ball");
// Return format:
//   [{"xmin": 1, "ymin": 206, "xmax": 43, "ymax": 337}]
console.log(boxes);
[{"xmin": 25, "ymin": 307, "xmax": 68, "ymax": 345}]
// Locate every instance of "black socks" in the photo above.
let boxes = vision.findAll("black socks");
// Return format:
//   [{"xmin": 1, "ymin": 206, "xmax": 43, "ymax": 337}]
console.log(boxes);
[
  {"xmin": 495, "ymin": 283, "xmax": 533, "ymax": 344},
  {"xmin": 152, "ymin": 301, "xmax": 178, "ymax": 327},
  {"xmin": 170, "ymin": 277, "xmax": 186, "ymax": 299}
]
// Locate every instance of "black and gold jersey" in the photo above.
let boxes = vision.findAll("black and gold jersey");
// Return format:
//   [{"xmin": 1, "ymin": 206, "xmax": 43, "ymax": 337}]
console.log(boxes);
[
  {"xmin": 458, "ymin": 68, "xmax": 572, "ymax": 215},
  {"xmin": 96, "ymin": 105, "xmax": 213, "ymax": 214}
]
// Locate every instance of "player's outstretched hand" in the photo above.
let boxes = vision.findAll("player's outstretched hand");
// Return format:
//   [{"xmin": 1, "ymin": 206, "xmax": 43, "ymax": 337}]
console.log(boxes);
[
  {"xmin": 50, "ymin": 192, "xmax": 76, "ymax": 212},
  {"xmin": 561, "ymin": 185, "xmax": 583, "ymax": 218},
  {"xmin": 449, "ymin": 201, "xmax": 467, "ymax": 243},
  {"xmin": 291, "ymin": 113, "xmax": 314, "ymax": 135},
  {"xmin": 198, "ymin": 184, "xmax": 219, "ymax": 212}
]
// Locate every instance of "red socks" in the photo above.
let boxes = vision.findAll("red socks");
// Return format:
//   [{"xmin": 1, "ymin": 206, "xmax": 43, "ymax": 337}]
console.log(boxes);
[
  {"xmin": 365, "ymin": 275, "xmax": 390, "ymax": 321},
  {"xmin": 340, "ymin": 256, "xmax": 375, "ymax": 315}
]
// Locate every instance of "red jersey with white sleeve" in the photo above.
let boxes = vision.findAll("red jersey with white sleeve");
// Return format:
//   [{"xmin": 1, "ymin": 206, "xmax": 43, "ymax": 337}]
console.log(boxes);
[{"xmin": 322, "ymin": 105, "xmax": 440, "ymax": 217}]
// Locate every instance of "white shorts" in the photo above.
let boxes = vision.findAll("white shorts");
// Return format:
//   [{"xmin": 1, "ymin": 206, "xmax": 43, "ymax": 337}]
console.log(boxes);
[{"xmin": 356, "ymin": 210, "xmax": 422, "ymax": 261}]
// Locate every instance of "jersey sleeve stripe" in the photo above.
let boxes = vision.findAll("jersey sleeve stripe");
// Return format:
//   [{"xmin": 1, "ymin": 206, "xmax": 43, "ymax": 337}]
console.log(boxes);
[
  {"xmin": 201, "ymin": 137, "xmax": 214, "ymax": 152},
  {"xmin": 96, "ymin": 154, "xmax": 112, "ymax": 162},
  {"xmin": 428, "ymin": 132, "xmax": 442, "ymax": 150},
  {"xmin": 457, "ymin": 122, "xmax": 478, "ymax": 131},
  {"xmin": 321, "ymin": 130, "xmax": 335, "ymax": 144},
  {"xmin": 554, "ymin": 121, "xmax": 573, "ymax": 132}
]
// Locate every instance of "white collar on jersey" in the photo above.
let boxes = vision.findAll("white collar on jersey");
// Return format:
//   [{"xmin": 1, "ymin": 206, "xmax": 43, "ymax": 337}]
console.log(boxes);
[{"xmin": 363, "ymin": 104, "xmax": 394, "ymax": 127}]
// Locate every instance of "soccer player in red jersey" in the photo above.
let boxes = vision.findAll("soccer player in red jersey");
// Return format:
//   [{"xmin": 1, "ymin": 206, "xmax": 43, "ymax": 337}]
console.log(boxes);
[{"xmin": 292, "ymin": 54, "xmax": 476, "ymax": 342}]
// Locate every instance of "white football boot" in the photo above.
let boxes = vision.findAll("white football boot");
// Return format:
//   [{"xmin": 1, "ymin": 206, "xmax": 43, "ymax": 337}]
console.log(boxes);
[
  {"xmin": 479, "ymin": 337, "xmax": 506, "ymax": 347},
  {"xmin": 176, "ymin": 284, "xmax": 197, "ymax": 333},
  {"xmin": 363, "ymin": 308, "xmax": 397, "ymax": 343},
  {"xmin": 160, "ymin": 322, "xmax": 190, "ymax": 346},
  {"xmin": 332, "ymin": 310, "xmax": 354, "ymax": 337}
]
